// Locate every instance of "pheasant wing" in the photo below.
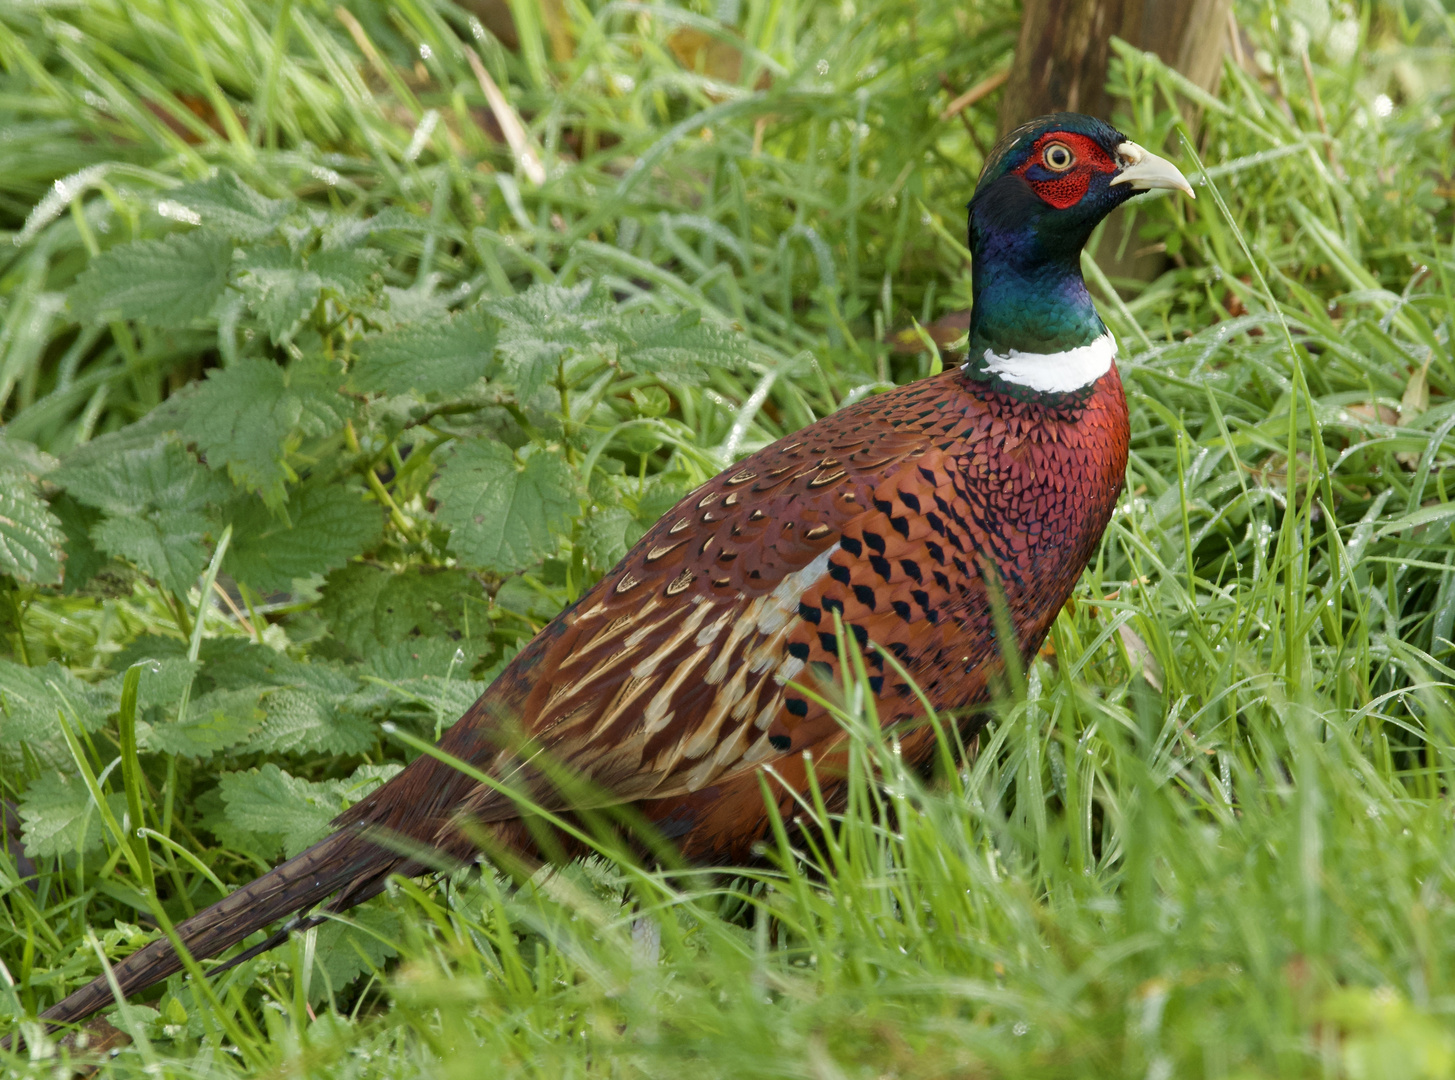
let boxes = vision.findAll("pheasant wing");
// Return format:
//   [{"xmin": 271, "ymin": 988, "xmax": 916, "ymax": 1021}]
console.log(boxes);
[{"xmin": 420, "ymin": 377, "xmax": 1005, "ymax": 831}]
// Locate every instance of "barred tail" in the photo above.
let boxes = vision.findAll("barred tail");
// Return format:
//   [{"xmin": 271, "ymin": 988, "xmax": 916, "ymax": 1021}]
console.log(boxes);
[{"xmin": 33, "ymin": 828, "xmax": 392, "ymax": 1033}]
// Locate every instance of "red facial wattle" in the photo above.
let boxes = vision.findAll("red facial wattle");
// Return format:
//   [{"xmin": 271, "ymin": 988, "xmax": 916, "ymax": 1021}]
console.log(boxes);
[{"xmin": 1013, "ymin": 131, "xmax": 1118, "ymax": 210}]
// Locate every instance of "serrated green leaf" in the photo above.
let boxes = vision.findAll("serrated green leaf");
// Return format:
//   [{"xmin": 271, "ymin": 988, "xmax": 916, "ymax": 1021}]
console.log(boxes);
[
  {"xmin": 364, "ymin": 639, "xmax": 470, "ymax": 683},
  {"xmin": 97, "ymin": 658, "xmax": 199, "ymax": 714},
  {"xmin": 56, "ymin": 436, "xmax": 222, "ymax": 594},
  {"xmin": 582, "ymin": 505, "xmax": 635, "ymax": 570},
  {"xmin": 382, "ymin": 676, "xmax": 484, "ymax": 720},
  {"xmin": 633, "ymin": 474, "xmax": 690, "ymax": 523},
  {"xmin": 54, "ymin": 436, "xmax": 223, "ymax": 516},
  {"xmin": 50, "ymin": 389, "xmax": 200, "ymax": 474},
  {"xmin": 216, "ymin": 764, "xmax": 343, "ymax": 859},
  {"xmin": 70, "ymin": 230, "xmax": 233, "ymax": 327},
  {"xmin": 235, "ymin": 246, "xmax": 321, "ymax": 344},
  {"xmin": 375, "ymin": 283, "xmax": 456, "ymax": 329},
  {"xmin": 91, "ymin": 509, "xmax": 212, "ymax": 595},
  {"xmin": 249, "ymin": 687, "xmax": 375, "ymax": 756},
  {"xmin": 141, "ymin": 688, "xmax": 262, "ymax": 758},
  {"xmin": 0, "ymin": 434, "xmax": 57, "ymax": 479},
  {"xmin": 317, "ymin": 564, "xmax": 479, "ymax": 655},
  {"xmin": 176, "ymin": 358, "xmax": 351, "ymax": 506},
  {"xmin": 186, "ymin": 637, "xmax": 314, "ymax": 691},
  {"xmin": 614, "ymin": 307, "xmax": 753, "ymax": 381},
  {"xmin": 485, "ymin": 281, "xmax": 615, "ymax": 398},
  {"xmin": 167, "ymin": 171, "xmax": 294, "ymax": 239},
  {"xmin": 109, "ymin": 632, "xmax": 188, "ymax": 670},
  {"xmin": 352, "ymin": 309, "xmax": 497, "ymax": 396},
  {"xmin": 0, "ymin": 484, "xmax": 65, "ymax": 585},
  {"xmin": 18, "ymin": 771, "xmax": 128, "ymax": 858},
  {"xmin": 434, "ymin": 440, "xmax": 576, "ymax": 572},
  {"xmin": 310, "ymin": 904, "xmax": 400, "ymax": 1002},
  {"xmin": 0, "ymin": 659, "xmax": 116, "ymax": 744},
  {"xmin": 48, "ymin": 493, "xmax": 103, "ymax": 595},
  {"xmin": 320, "ymin": 206, "xmax": 427, "ymax": 250},
  {"xmin": 288, "ymin": 363, "xmax": 355, "ymax": 438},
  {"xmin": 480, "ymin": 283, "xmax": 749, "ymax": 393},
  {"xmin": 226, "ymin": 484, "xmax": 383, "ymax": 594},
  {"xmin": 218, "ymin": 762, "xmax": 399, "ymax": 859},
  {"xmin": 310, "ymin": 248, "xmax": 384, "ymax": 302}
]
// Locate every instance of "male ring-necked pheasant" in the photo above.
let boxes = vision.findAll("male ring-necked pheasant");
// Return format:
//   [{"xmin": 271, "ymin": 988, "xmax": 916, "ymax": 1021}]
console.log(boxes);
[{"xmin": 30, "ymin": 113, "xmax": 1192, "ymax": 1032}]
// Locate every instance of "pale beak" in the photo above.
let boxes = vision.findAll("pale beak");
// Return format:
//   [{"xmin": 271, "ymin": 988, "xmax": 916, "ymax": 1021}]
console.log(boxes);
[{"xmin": 1109, "ymin": 140, "xmax": 1196, "ymax": 199}]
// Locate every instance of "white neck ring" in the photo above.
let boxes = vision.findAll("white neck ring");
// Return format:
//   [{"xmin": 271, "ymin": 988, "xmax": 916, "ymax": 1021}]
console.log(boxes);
[{"xmin": 970, "ymin": 332, "xmax": 1117, "ymax": 394}]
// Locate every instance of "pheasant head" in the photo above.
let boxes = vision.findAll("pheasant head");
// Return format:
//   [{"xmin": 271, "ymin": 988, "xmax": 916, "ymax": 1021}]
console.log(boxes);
[{"xmin": 965, "ymin": 113, "xmax": 1194, "ymax": 397}]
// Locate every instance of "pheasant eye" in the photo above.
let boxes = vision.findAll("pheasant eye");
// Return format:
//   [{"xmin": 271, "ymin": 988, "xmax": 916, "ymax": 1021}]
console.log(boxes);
[{"xmin": 1043, "ymin": 142, "xmax": 1075, "ymax": 171}]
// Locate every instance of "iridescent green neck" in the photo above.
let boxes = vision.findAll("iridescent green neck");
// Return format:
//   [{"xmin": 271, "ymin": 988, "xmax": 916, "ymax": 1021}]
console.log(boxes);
[
  {"xmin": 964, "ymin": 177, "xmax": 1109, "ymax": 370},
  {"xmin": 966, "ymin": 238, "xmax": 1105, "ymax": 363}
]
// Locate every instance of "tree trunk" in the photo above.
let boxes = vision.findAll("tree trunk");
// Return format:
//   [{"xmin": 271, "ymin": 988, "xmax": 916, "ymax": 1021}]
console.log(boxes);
[
  {"xmin": 999, "ymin": 0, "xmax": 1232, "ymax": 281},
  {"xmin": 999, "ymin": 0, "xmax": 1233, "ymax": 131}
]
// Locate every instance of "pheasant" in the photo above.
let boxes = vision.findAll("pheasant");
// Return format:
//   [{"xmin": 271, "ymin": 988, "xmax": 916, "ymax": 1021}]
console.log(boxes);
[{"xmin": 24, "ymin": 113, "xmax": 1192, "ymax": 1034}]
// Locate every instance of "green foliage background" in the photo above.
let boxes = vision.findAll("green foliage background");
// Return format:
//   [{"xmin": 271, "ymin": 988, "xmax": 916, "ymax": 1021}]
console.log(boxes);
[{"xmin": 3, "ymin": 0, "xmax": 1455, "ymax": 1076}]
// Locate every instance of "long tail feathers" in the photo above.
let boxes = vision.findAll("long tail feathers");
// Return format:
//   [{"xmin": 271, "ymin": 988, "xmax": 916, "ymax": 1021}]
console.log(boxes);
[{"xmin": 31, "ymin": 828, "xmax": 392, "ymax": 1034}]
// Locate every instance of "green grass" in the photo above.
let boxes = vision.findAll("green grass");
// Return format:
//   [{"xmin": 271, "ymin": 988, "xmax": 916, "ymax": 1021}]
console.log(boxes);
[{"xmin": 3, "ymin": 0, "xmax": 1455, "ymax": 1076}]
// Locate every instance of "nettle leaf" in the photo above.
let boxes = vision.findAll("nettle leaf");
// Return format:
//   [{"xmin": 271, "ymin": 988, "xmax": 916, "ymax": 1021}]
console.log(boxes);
[
  {"xmin": 70, "ymin": 230, "xmax": 233, "ymax": 327},
  {"xmin": 245, "ymin": 659, "xmax": 384, "ymax": 756},
  {"xmin": 582, "ymin": 506, "xmax": 635, "ymax": 571},
  {"xmin": 352, "ymin": 308, "xmax": 497, "ymax": 396},
  {"xmin": 226, "ymin": 484, "xmax": 383, "ymax": 594},
  {"xmin": 0, "ymin": 484, "xmax": 65, "ymax": 585},
  {"xmin": 55, "ymin": 387, "xmax": 200, "ymax": 472},
  {"xmin": 96, "ymin": 658, "xmax": 199, "ymax": 714},
  {"xmin": 186, "ymin": 637, "xmax": 317, "ymax": 691},
  {"xmin": 55, "ymin": 435, "xmax": 223, "ymax": 517},
  {"xmin": 167, "ymin": 171, "xmax": 293, "ymax": 239},
  {"xmin": 0, "ymin": 434, "xmax": 57, "ymax": 478},
  {"xmin": 320, "ymin": 207, "xmax": 428, "ymax": 251},
  {"xmin": 311, "ymin": 904, "xmax": 401, "ymax": 1002},
  {"xmin": 310, "ymin": 248, "xmax": 385, "ymax": 303},
  {"xmin": 434, "ymin": 440, "xmax": 576, "ymax": 573},
  {"xmin": 249, "ymin": 687, "xmax": 375, "ymax": 756},
  {"xmin": 19, "ymin": 771, "xmax": 128, "ymax": 858},
  {"xmin": 234, "ymin": 247, "xmax": 322, "ymax": 344},
  {"xmin": 177, "ymin": 358, "xmax": 352, "ymax": 506},
  {"xmin": 485, "ymin": 281, "xmax": 615, "ymax": 397},
  {"xmin": 54, "ymin": 437, "xmax": 225, "ymax": 594},
  {"xmin": 218, "ymin": 762, "xmax": 400, "ymax": 859},
  {"xmin": 614, "ymin": 307, "xmax": 755, "ymax": 382},
  {"xmin": 141, "ymin": 688, "xmax": 262, "ymax": 758},
  {"xmin": 381, "ymin": 676, "xmax": 483, "ymax": 722},
  {"xmin": 92, "ymin": 511, "xmax": 212, "ymax": 596},
  {"xmin": 0, "ymin": 659, "xmax": 116, "ymax": 744},
  {"xmin": 216, "ymin": 764, "xmax": 341, "ymax": 859},
  {"xmin": 48, "ymin": 494, "xmax": 103, "ymax": 594},
  {"xmin": 375, "ymin": 283, "xmax": 457, "ymax": 330},
  {"xmin": 234, "ymin": 246, "xmax": 385, "ymax": 344},
  {"xmin": 317, "ymin": 564, "xmax": 478, "ymax": 655},
  {"xmin": 365, "ymin": 638, "xmax": 470, "ymax": 682}
]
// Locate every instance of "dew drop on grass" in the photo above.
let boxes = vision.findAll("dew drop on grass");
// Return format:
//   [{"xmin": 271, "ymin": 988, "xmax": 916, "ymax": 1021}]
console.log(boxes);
[{"xmin": 815, "ymin": 59, "xmax": 829, "ymax": 76}]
